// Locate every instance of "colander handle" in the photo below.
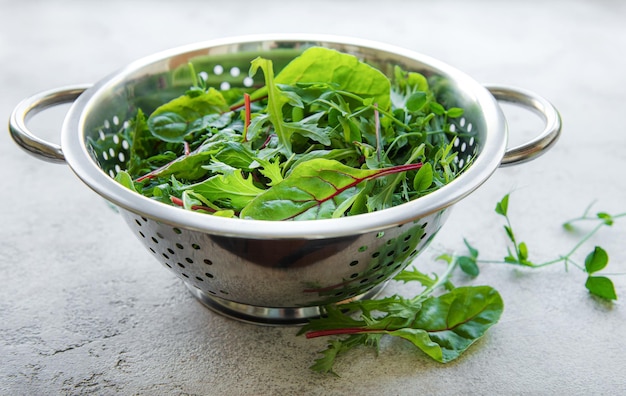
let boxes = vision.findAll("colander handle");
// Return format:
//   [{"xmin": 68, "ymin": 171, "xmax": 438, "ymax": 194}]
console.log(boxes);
[
  {"xmin": 8, "ymin": 85, "xmax": 91, "ymax": 164},
  {"xmin": 486, "ymin": 85, "xmax": 562, "ymax": 166}
]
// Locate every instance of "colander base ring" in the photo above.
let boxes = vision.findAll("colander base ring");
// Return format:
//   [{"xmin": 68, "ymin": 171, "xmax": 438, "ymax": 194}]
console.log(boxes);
[{"xmin": 185, "ymin": 282, "xmax": 387, "ymax": 326}]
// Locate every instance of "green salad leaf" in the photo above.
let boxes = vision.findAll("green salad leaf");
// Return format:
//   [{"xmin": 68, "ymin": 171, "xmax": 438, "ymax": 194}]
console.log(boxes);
[
  {"xmin": 148, "ymin": 88, "xmax": 229, "ymax": 142},
  {"xmin": 111, "ymin": 46, "xmax": 472, "ymax": 220}
]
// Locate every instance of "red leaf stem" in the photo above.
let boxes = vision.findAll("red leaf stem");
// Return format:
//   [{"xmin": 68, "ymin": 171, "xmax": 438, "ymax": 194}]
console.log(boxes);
[
  {"xmin": 229, "ymin": 94, "xmax": 268, "ymax": 112},
  {"xmin": 283, "ymin": 162, "xmax": 422, "ymax": 221},
  {"xmin": 170, "ymin": 196, "xmax": 216, "ymax": 213},
  {"xmin": 374, "ymin": 103, "xmax": 381, "ymax": 163},
  {"xmin": 305, "ymin": 327, "xmax": 380, "ymax": 339},
  {"xmin": 242, "ymin": 93, "xmax": 251, "ymax": 142},
  {"xmin": 135, "ymin": 144, "xmax": 197, "ymax": 182}
]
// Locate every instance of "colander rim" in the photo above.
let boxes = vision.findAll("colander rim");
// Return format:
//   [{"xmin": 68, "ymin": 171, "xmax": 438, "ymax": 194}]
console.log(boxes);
[{"xmin": 61, "ymin": 34, "xmax": 506, "ymax": 239}]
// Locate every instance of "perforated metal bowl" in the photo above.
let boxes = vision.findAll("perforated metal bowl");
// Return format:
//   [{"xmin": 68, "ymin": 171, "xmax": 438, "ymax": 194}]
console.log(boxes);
[{"xmin": 9, "ymin": 35, "xmax": 561, "ymax": 325}]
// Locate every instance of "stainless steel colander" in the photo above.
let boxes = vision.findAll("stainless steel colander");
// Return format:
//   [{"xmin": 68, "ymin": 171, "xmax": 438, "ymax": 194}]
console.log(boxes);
[{"xmin": 9, "ymin": 35, "xmax": 561, "ymax": 325}]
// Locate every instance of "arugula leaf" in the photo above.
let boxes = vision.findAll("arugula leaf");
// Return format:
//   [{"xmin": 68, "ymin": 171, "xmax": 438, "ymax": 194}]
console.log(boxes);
[
  {"xmin": 184, "ymin": 170, "xmax": 264, "ymax": 211},
  {"xmin": 126, "ymin": 109, "xmax": 159, "ymax": 175},
  {"xmin": 283, "ymin": 112, "xmax": 332, "ymax": 146},
  {"xmin": 249, "ymin": 56, "xmax": 295, "ymax": 155}
]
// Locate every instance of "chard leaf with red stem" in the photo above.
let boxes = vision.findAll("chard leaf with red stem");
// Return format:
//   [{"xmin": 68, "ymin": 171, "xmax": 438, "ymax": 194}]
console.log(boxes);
[{"xmin": 240, "ymin": 158, "xmax": 422, "ymax": 220}]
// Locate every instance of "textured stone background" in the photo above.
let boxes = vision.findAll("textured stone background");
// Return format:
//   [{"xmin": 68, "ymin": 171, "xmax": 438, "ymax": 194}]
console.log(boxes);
[{"xmin": 2, "ymin": 0, "xmax": 625, "ymax": 394}]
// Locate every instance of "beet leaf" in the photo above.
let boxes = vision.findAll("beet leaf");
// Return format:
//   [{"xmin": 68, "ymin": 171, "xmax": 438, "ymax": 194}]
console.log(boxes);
[{"xmin": 240, "ymin": 158, "xmax": 422, "ymax": 220}]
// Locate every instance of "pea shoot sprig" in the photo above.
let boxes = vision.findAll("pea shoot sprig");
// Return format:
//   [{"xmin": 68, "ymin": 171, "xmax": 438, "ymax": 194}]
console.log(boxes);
[{"xmin": 456, "ymin": 194, "xmax": 625, "ymax": 300}]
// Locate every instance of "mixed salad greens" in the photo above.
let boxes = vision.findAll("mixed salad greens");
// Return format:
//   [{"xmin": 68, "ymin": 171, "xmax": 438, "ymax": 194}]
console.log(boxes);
[{"xmin": 112, "ymin": 46, "xmax": 472, "ymax": 220}]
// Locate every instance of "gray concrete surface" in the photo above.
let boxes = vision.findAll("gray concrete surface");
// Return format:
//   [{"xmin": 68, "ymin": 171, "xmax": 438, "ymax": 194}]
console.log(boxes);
[{"xmin": 2, "ymin": 0, "xmax": 625, "ymax": 394}]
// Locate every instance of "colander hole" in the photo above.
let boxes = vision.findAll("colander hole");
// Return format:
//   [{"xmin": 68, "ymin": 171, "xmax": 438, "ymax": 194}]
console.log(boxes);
[
  {"xmin": 243, "ymin": 76, "xmax": 254, "ymax": 87},
  {"xmin": 334, "ymin": 291, "xmax": 344, "ymax": 297},
  {"xmin": 175, "ymin": 243, "xmax": 184, "ymax": 249},
  {"xmin": 177, "ymin": 263, "xmax": 185, "ymax": 269},
  {"xmin": 108, "ymin": 148, "xmax": 115, "ymax": 157},
  {"xmin": 459, "ymin": 159, "xmax": 465, "ymax": 168},
  {"xmin": 402, "ymin": 245, "xmax": 411, "ymax": 253},
  {"xmin": 386, "ymin": 238, "xmax": 395, "ymax": 245},
  {"xmin": 467, "ymin": 123, "xmax": 473, "ymax": 132},
  {"xmin": 386, "ymin": 250, "xmax": 395, "ymax": 257},
  {"xmin": 220, "ymin": 290, "xmax": 228, "ymax": 295},
  {"xmin": 167, "ymin": 248, "xmax": 175, "ymax": 254},
  {"xmin": 460, "ymin": 118, "xmax": 466, "ymax": 127},
  {"xmin": 350, "ymin": 273, "xmax": 359, "ymax": 279},
  {"xmin": 421, "ymin": 222, "xmax": 428, "ymax": 229},
  {"xmin": 385, "ymin": 261, "xmax": 394, "ymax": 267},
  {"xmin": 102, "ymin": 151, "xmax": 109, "ymax": 160},
  {"xmin": 213, "ymin": 65, "xmax": 224, "ymax": 75},
  {"xmin": 118, "ymin": 152, "xmax": 125, "ymax": 162},
  {"xmin": 230, "ymin": 67, "xmax": 240, "ymax": 77},
  {"xmin": 199, "ymin": 71, "xmax": 209, "ymax": 82},
  {"xmin": 195, "ymin": 276, "xmax": 203, "ymax": 282},
  {"xmin": 469, "ymin": 137, "xmax": 475, "ymax": 146},
  {"xmin": 359, "ymin": 278, "xmax": 369, "ymax": 284},
  {"xmin": 192, "ymin": 244, "xmax": 201, "ymax": 250},
  {"xmin": 162, "ymin": 253, "xmax": 169, "ymax": 259},
  {"xmin": 358, "ymin": 246, "xmax": 368, "ymax": 252},
  {"xmin": 205, "ymin": 272, "xmax": 214, "ymax": 278},
  {"xmin": 450, "ymin": 124, "xmax": 457, "ymax": 132},
  {"xmin": 165, "ymin": 263, "xmax": 172, "ymax": 268},
  {"xmin": 149, "ymin": 248, "xmax": 156, "ymax": 254},
  {"xmin": 204, "ymin": 259, "xmax": 213, "ymax": 265},
  {"xmin": 151, "ymin": 237, "xmax": 159, "ymax": 244},
  {"xmin": 372, "ymin": 252, "xmax": 381, "ymax": 258},
  {"xmin": 104, "ymin": 120, "xmax": 110, "ymax": 129},
  {"xmin": 185, "ymin": 257, "xmax": 193, "ymax": 264},
  {"xmin": 420, "ymin": 233, "xmax": 427, "ymax": 240},
  {"xmin": 454, "ymin": 138, "xmax": 460, "ymax": 147},
  {"xmin": 403, "ymin": 234, "xmax": 412, "ymax": 242},
  {"xmin": 460, "ymin": 142, "xmax": 467, "ymax": 152},
  {"xmin": 376, "ymin": 231, "xmax": 385, "ymax": 238},
  {"xmin": 376, "ymin": 274, "xmax": 386, "ymax": 280},
  {"xmin": 122, "ymin": 139, "xmax": 129, "ymax": 150},
  {"xmin": 372, "ymin": 264, "xmax": 381, "ymax": 270},
  {"xmin": 349, "ymin": 260, "xmax": 359, "ymax": 266},
  {"xmin": 135, "ymin": 219, "xmax": 142, "ymax": 227},
  {"xmin": 115, "ymin": 165, "xmax": 121, "ymax": 174},
  {"xmin": 98, "ymin": 130, "xmax": 105, "ymax": 140},
  {"xmin": 138, "ymin": 231, "xmax": 145, "ymax": 238},
  {"xmin": 112, "ymin": 134, "xmax": 119, "ymax": 143},
  {"xmin": 181, "ymin": 273, "xmax": 189, "ymax": 279},
  {"xmin": 220, "ymin": 82, "xmax": 231, "ymax": 91},
  {"xmin": 173, "ymin": 228, "xmax": 182, "ymax": 234}
]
